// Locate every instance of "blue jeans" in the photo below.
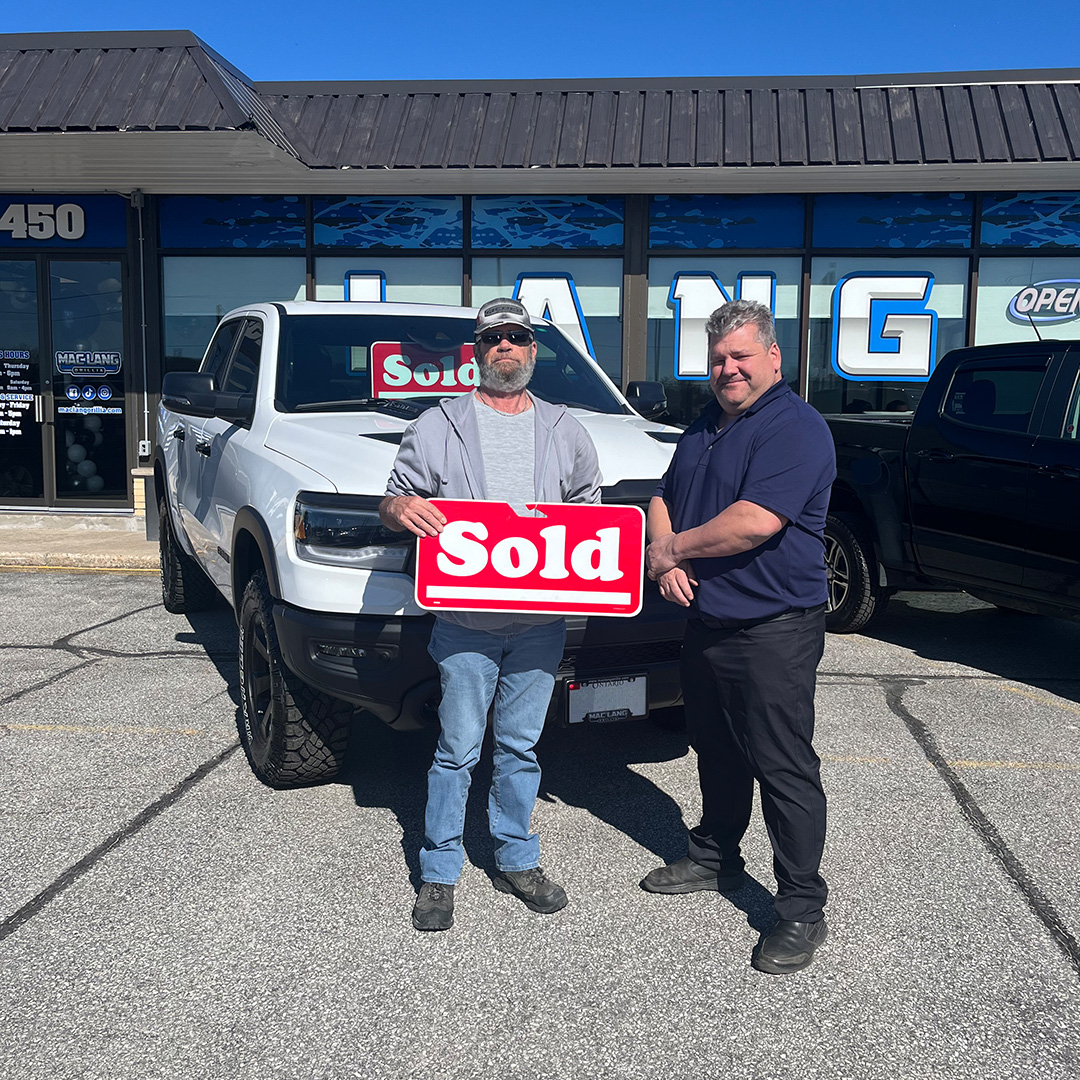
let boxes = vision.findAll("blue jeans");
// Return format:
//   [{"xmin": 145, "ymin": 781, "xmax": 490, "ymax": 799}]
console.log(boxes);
[{"xmin": 420, "ymin": 617, "xmax": 566, "ymax": 885}]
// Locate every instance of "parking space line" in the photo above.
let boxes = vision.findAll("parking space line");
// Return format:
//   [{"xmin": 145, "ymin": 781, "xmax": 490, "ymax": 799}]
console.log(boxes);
[
  {"xmin": 884, "ymin": 680, "xmax": 1080, "ymax": 979},
  {"xmin": 948, "ymin": 759, "xmax": 1080, "ymax": 771},
  {"xmin": 1002, "ymin": 685, "xmax": 1080, "ymax": 717},
  {"xmin": 0, "ymin": 742, "xmax": 242, "ymax": 944},
  {"xmin": 0, "ymin": 565, "xmax": 158, "ymax": 574}
]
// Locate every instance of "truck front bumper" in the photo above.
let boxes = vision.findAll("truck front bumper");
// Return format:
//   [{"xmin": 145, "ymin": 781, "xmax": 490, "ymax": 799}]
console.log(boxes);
[{"xmin": 273, "ymin": 581, "xmax": 687, "ymax": 731}]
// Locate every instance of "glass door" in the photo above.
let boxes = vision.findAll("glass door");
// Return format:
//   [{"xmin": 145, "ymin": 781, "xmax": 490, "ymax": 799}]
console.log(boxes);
[
  {"xmin": 0, "ymin": 260, "xmax": 44, "ymax": 502},
  {"xmin": 48, "ymin": 260, "xmax": 128, "ymax": 503}
]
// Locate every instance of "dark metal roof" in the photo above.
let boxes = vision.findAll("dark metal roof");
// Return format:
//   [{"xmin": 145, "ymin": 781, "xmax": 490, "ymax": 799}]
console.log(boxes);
[
  {"xmin": 0, "ymin": 31, "xmax": 304, "ymax": 158},
  {"xmin": 2, "ymin": 32, "xmax": 1079, "ymax": 176},
  {"xmin": 264, "ymin": 80, "xmax": 1080, "ymax": 170}
]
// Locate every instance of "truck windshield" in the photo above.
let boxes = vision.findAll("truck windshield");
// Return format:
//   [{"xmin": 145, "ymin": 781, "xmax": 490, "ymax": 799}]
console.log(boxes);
[{"xmin": 275, "ymin": 313, "xmax": 627, "ymax": 415}]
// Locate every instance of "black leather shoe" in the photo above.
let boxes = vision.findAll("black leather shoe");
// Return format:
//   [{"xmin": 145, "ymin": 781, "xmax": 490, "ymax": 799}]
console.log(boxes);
[
  {"xmin": 752, "ymin": 919, "xmax": 828, "ymax": 974},
  {"xmin": 640, "ymin": 856, "xmax": 745, "ymax": 894},
  {"xmin": 412, "ymin": 882, "xmax": 455, "ymax": 931},
  {"xmin": 492, "ymin": 868, "xmax": 568, "ymax": 913}
]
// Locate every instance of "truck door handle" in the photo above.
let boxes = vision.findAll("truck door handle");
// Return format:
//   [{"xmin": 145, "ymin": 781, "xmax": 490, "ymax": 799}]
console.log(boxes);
[
  {"xmin": 917, "ymin": 448, "xmax": 954, "ymax": 462},
  {"xmin": 195, "ymin": 440, "xmax": 212, "ymax": 457},
  {"xmin": 1040, "ymin": 463, "xmax": 1080, "ymax": 479},
  {"xmin": 171, "ymin": 425, "xmax": 185, "ymax": 441}
]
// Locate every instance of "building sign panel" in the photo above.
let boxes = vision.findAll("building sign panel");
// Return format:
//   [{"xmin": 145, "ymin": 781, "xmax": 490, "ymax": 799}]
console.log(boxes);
[{"xmin": 0, "ymin": 196, "xmax": 126, "ymax": 249}]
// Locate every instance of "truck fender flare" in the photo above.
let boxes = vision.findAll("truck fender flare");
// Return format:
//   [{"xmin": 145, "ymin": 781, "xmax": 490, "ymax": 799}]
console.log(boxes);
[{"xmin": 232, "ymin": 506, "xmax": 283, "ymax": 603}]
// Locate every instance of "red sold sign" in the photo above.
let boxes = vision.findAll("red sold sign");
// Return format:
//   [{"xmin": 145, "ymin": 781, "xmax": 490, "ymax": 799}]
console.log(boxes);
[
  {"xmin": 415, "ymin": 500, "xmax": 645, "ymax": 617},
  {"xmin": 370, "ymin": 341, "xmax": 477, "ymax": 399}
]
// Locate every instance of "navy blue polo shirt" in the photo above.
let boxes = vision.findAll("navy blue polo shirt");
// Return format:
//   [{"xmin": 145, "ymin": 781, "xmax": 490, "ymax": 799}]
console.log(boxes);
[{"xmin": 656, "ymin": 380, "xmax": 836, "ymax": 622}]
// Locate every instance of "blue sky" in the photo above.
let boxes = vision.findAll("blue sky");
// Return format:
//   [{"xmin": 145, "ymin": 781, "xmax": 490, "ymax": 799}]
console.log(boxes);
[{"xmin": 10, "ymin": 0, "xmax": 1080, "ymax": 82}]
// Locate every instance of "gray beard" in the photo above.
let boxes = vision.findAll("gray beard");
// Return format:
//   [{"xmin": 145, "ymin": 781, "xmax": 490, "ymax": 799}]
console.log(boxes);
[{"xmin": 479, "ymin": 356, "xmax": 535, "ymax": 393}]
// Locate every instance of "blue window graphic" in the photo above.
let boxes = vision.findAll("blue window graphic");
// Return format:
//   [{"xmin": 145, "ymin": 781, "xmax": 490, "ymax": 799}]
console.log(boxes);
[
  {"xmin": 980, "ymin": 193, "xmax": 1080, "ymax": 248},
  {"xmin": 649, "ymin": 195, "xmax": 804, "ymax": 249},
  {"xmin": 314, "ymin": 196, "xmax": 463, "ymax": 249},
  {"xmin": 472, "ymin": 196, "xmax": 624, "ymax": 249},
  {"xmin": 813, "ymin": 193, "xmax": 973, "ymax": 249},
  {"xmin": 159, "ymin": 196, "xmax": 305, "ymax": 249}
]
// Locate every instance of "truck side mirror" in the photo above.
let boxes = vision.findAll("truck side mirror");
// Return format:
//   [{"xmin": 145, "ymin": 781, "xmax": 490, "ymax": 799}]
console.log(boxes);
[
  {"xmin": 162, "ymin": 371, "xmax": 217, "ymax": 418},
  {"xmin": 625, "ymin": 380, "xmax": 668, "ymax": 420}
]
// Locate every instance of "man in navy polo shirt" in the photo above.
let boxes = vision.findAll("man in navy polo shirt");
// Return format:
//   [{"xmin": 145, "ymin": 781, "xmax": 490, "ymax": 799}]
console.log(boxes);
[{"xmin": 642, "ymin": 299, "xmax": 836, "ymax": 975}]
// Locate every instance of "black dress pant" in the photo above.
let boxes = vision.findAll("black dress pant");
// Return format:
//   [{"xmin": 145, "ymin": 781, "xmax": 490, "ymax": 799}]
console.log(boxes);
[{"xmin": 681, "ymin": 605, "xmax": 828, "ymax": 923}]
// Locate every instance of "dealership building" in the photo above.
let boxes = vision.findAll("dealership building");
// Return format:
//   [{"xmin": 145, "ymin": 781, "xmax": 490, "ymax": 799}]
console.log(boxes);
[{"xmin": 2, "ymin": 30, "xmax": 1079, "ymax": 510}]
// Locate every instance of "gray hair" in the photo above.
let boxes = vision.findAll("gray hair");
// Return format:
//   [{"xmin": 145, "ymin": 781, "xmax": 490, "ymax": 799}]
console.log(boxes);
[{"xmin": 705, "ymin": 299, "xmax": 776, "ymax": 351}]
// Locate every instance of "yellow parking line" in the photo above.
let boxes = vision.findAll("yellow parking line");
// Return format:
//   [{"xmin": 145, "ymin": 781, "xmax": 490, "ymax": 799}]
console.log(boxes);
[
  {"xmin": 1, "ymin": 723, "xmax": 209, "ymax": 737},
  {"xmin": 1001, "ymin": 685, "xmax": 1080, "ymax": 718},
  {"xmin": 948, "ymin": 759, "xmax": 1080, "ymax": 772},
  {"xmin": 0, "ymin": 565, "xmax": 158, "ymax": 574}
]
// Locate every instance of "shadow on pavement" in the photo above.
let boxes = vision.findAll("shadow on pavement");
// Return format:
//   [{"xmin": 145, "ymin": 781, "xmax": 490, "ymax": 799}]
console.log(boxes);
[
  {"xmin": 860, "ymin": 591, "xmax": 1080, "ymax": 706},
  {"xmin": 344, "ymin": 712, "xmax": 695, "ymax": 891}
]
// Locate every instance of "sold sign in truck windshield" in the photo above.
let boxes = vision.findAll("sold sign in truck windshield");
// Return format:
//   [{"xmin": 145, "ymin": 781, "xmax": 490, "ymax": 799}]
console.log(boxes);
[
  {"xmin": 415, "ymin": 500, "xmax": 645, "ymax": 617},
  {"xmin": 371, "ymin": 342, "xmax": 477, "ymax": 398}
]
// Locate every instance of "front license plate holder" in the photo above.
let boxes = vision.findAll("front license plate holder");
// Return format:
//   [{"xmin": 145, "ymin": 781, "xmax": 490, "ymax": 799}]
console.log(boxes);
[{"xmin": 566, "ymin": 674, "xmax": 647, "ymax": 724}]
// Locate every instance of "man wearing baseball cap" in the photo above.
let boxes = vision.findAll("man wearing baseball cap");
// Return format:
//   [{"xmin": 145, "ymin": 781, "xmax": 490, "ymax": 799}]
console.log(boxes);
[{"xmin": 380, "ymin": 297, "xmax": 601, "ymax": 932}]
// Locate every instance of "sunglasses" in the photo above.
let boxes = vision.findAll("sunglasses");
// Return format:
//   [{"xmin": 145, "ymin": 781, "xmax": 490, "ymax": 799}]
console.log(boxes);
[{"xmin": 477, "ymin": 330, "xmax": 533, "ymax": 346}]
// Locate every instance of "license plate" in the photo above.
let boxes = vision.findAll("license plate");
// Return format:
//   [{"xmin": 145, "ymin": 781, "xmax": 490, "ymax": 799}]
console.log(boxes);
[{"xmin": 567, "ymin": 674, "xmax": 647, "ymax": 724}]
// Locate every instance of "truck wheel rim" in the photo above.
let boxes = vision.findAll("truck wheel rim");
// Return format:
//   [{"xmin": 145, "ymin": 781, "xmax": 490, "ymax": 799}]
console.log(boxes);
[
  {"xmin": 246, "ymin": 618, "xmax": 274, "ymax": 742},
  {"xmin": 825, "ymin": 534, "xmax": 849, "ymax": 612}
]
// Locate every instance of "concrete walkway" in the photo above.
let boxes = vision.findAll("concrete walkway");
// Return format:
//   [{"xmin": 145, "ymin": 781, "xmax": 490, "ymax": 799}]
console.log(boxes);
[{"xmin": 0, "ymin": 512, "xmax": 159, "ymax": 570}]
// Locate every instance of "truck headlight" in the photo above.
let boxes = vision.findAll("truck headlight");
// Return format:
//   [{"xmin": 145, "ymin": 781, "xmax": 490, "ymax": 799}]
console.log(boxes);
[{"xmin": 294, "ymin": 493, "xmax": 413, "ymax": 572}]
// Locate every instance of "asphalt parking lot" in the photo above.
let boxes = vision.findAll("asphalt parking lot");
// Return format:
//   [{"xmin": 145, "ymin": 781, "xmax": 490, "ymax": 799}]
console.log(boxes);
[{"xmin": 1, "ymin": 569, "xmax": 1079, "ymax": 1080}]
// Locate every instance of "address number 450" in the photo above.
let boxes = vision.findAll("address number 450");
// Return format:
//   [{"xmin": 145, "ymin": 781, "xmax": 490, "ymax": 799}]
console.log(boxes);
[{"xmin": 0, "ymin": 203, "xmax": 86, "ymax": 241}]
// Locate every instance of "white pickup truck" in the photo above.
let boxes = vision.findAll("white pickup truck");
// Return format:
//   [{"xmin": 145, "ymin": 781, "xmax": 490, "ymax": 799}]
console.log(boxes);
[{"xmin": 155, "ymin": 301, "xmax": 685, "ymax": 788}]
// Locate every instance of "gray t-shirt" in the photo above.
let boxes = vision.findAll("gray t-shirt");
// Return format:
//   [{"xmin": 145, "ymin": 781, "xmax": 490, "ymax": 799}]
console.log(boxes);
[
  {"xmin": 474, "ymin": 394, "xmax": 535, "ymax": 506},
  {"xmin": 437, "ymin": 396, "xmax": 559, "ymax": 632}
]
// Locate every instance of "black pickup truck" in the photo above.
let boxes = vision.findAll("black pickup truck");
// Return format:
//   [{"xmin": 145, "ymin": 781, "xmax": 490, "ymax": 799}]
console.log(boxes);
[{"xmin": 823, "ymin": 340, "xmax": 1080, "ymax": 632}]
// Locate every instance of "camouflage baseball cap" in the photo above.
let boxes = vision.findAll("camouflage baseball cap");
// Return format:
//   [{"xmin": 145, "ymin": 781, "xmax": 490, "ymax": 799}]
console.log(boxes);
[{"xmin": 474, "ymin": 297, "xmax": 533, "ymax": 337}]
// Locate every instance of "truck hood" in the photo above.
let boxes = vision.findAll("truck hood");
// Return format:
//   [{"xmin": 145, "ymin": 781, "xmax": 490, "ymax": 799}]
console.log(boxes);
[{"xmin": 263, "ymin": 408, "xmax": 679, "ymax": 495}]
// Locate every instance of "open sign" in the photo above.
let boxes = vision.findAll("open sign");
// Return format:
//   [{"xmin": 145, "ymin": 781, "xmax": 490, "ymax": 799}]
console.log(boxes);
[
  {"xmin": 370, "ymin": 342, "xmax": 477, "ymax": 398},
  {"xmin": 415, "ymin": 499, "xmax": 645, "ymax": 617}
]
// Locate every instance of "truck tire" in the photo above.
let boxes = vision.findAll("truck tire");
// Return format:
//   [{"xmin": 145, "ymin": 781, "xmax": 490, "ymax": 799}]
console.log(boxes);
[
  {"xmin": 238, "ymin": 570, "xmax": 353, "ymax": 788},
  {"xmin": 824, "ymin": 512, "xmax": 886, "ymax": 634},
  {"xmin": 159, "ymin": 497, "xmax": 218, "ymax": 614}
]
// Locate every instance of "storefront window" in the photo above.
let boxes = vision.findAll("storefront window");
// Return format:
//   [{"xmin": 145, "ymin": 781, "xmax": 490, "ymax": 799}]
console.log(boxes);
[
  {"xmin": 813, "ymin": 193, "xmax": 973, "ymax": 249},
  {"xmin": 472, "ymin": 196, "xmax": 623, "ymax": 249},
  {"xmin": 162, "ymin": 257, "xmax": 305, "ymax": 370},
  {"xmin": 314, "ymin": 196, "xmax": 463, "ymax": 248},
  {"xmin": 646, "ymin": 257, "xmax": 802, "ymax": 426},
  {"xmin": 808, "ymin": 256, "xmax": 968, "ymax": 414},
  {"xmin": 472, "ymin": 257, "xmax": 622, "ymax": 381},
  {"xmin": 974, "ymin": 257, "xmax": 1080, "ymax": 345},
  {"xmin": 314, "ymin": 258, "xmax": 463, "ymax": 304},
  {"xmin": 980, "ymin": 192, "xmax": 1080, "ymax": 248},
  {"xmin": 159, "ymin": 196, "xmax": 305, "ymax": 249},
  {"xmin": 649, "ymin": 194, "xmax": 804, "ymax": 249}
]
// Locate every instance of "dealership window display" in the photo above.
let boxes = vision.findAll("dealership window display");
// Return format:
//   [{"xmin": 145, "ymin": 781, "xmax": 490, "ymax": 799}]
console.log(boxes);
[
  {"xmin": 314, "ymin": 196, "xmax": 463, "ymax": 249},
  {"xmin": 981, "ymin": 192, "xmax": 1080, "ymax": 249},
  {"xmin": 807, "ymin": 256, "xmax": 968, "ymax": 414},
  {"xmin": 472, "ymin": 256, "xmax": 622, "ymax": 381},
  {"xmin": 812, "ymin": 192, "xmax": 973, "ymax": 249},
  {"xmin": 649, "ymin": 194, "xmax": 804, "ymax": 250},
  {"xmin": 162, "ymin": 257, "xmax": 306, "ymax": 370},
  {"xmin": 646, "ymin": 256, "xmax": 802, "ymax": 424},
  {"xmin": 974, "ymin": 257, "xmax": 1080, "ymax": 345},
  {"xmin": 472, "ymin": 195, "xmax": 623, "ymax": 249},
  {"xmin": 314, "ymin": 258, "xmax": 463, "ymax": 304},
  {"xmin": 158, "ymin": 195, "xmax": 305, "ymax": 249}
]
